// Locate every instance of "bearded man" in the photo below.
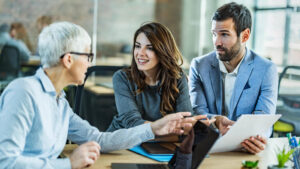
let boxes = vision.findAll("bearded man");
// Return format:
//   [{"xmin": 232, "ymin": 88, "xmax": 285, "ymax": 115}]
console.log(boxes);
[{"xmin": 189, "ymin": 2, "xmax": 278, "ymax": 154}]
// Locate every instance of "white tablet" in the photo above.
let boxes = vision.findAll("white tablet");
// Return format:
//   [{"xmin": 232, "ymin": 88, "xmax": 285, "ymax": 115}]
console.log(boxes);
[{"xmin": 210, "ymin": 114, "xmax": 281, "ymax": 153}]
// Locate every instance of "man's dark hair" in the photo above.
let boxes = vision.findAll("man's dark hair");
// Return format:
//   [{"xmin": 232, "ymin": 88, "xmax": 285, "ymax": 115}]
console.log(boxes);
[{"xmin": 212, "ymin": 2, "xmax": 252, "ymax": 36}]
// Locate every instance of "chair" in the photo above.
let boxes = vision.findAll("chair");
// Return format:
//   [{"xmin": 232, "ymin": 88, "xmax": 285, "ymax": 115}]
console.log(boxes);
[
  {"xmin": 74, "ymin": 65, "xmax": 125, "ymax": 131},
  {"xmin": 0, "ymin": 44, "xmax": 20, "ymax": 80},
  {"xmin": 0, "ymin": 44, "xmax": 20, "ymax": 94},
  {"xmin": 273, "ymin": 66, "xmax": 300, "ymax": 136}
]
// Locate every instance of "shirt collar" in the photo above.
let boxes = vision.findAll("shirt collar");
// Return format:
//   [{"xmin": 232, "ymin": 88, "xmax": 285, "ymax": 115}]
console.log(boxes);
[
  {"xmin": 218, "ymin": 48, "xmax": 248, "ymax": 75},
  {"xmin": 35, "ymin": 67, "xmax": 66, "ymax": 98}
]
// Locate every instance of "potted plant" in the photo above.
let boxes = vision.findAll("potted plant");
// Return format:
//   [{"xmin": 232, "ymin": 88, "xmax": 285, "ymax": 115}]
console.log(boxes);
[
  {"xmin": 268, "ymin": 148, "xmax": 295, "ymax": 169},
  {"xmin": 241, "ymin": 160, "xmax": 259, "ymax": 169}
]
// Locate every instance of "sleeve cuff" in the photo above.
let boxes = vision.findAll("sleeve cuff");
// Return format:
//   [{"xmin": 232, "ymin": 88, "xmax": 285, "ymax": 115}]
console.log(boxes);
[
  {"xmin": 52, "ymin": 158, "xmax": 72, "ymax": 169},
  {"xmin": 144, "ymin": 123, "xmax": 155, "ymax": 140}
]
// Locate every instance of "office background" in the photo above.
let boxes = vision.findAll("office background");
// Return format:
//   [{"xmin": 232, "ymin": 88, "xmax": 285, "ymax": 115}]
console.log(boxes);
[
  {"xmin": 0, "ymin": 0, "xmax": 299, "ymax": 134},
  {"xmin": 0, "ymin": 0, "xmax": 299, "ymax": 67}
]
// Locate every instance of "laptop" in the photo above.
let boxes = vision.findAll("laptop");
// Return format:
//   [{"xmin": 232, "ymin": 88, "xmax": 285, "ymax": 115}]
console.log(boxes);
[{"xmin": 111, "ymin": 121, "xmax": 220, "ymax": 169}]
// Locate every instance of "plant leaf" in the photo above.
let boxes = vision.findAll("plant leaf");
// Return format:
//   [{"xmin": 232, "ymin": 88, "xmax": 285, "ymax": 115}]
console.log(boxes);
[
  {"xmin": 242, "ymin": 160, "xmax": 259, "ymax": 168},
  {"xmin": 276, "ymin": 147, "xmax": 295, "ymax": 168}
]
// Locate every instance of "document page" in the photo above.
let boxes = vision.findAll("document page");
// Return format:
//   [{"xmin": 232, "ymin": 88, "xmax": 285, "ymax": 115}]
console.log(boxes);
[{"xmin": 210, "ymin": 114, "xmax": 281, "ymax": 153}]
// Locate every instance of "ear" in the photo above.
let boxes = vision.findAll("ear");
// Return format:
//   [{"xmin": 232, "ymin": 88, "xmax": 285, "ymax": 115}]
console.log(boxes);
[
  {"xmin": 61, "ymin": 53, "xmax": 73, "ymax": 69},
  {"xmin": 241, "ymin": 28, "xmax": 250, "ymax": 43}
]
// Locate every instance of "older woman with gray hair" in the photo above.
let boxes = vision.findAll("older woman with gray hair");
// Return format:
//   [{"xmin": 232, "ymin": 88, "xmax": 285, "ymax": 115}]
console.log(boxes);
[{"xmin": 0, "ymin": 22, "xmax": 194, "ymax": 169}]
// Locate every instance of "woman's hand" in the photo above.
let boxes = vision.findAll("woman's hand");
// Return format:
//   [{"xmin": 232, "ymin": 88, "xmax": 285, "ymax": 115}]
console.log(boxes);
[
  {"xmin": 151, "ymin": 112, "xmax": 194, "ymax": 136},
  {"xmin": 192, "ymin": 115, "xmax": 216, "ymax": 126},
  {"xmin": 182, "ymin": 115, "xmax": 215, "ymax": 134}
]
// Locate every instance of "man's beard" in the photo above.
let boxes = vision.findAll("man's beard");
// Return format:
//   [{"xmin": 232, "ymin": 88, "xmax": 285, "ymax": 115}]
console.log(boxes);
[{"xmin": 216, "ymin": 40, "xmax": 242, "ymax": 62}]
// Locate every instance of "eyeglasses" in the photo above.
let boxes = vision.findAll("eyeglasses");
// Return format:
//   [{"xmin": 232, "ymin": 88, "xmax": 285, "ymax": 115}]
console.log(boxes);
[{"xmin": 60, "ymin": 52, "xmax": 94, "ymax": 62}]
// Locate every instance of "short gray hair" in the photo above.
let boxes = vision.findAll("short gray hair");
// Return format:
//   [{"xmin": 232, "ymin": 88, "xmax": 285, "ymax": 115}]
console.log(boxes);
[{"xmin": 38, "ymin": 22, "xmax": 91, "ymax": 68}]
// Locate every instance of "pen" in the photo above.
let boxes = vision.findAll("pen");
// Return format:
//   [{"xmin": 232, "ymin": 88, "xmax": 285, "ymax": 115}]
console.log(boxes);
[
  {"xmin": 287, "ymin": 133, "xmax": 292, "ymax": 145},
  {"xmin": 292, "ymin": 147, "xmax": 300, "ymax": 169}
]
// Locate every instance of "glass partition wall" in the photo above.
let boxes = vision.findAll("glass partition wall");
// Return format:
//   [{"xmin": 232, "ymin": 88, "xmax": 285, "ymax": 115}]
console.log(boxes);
[{"xmin": 0, "ymin": 0, "xmax": 299, "ymax": 67}]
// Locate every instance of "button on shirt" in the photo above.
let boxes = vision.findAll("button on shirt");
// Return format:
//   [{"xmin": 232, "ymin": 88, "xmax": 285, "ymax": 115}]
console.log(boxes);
[
  {"xmin": 0, "ymin": 68, "xmax": 154, "ymax": 169},
  {"xmin": 218, "ymin": 52, "xmax": 246, "ymax": 116}
]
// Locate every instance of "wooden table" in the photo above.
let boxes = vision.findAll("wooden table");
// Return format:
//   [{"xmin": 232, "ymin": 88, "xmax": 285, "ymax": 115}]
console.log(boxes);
[
  {"xmin": 84, "ymin": 78, "xmax": 114, "ymax": 95},
  {"xmin": 62, "ymin": 138, "xmax": 292, "ymax": 169}
]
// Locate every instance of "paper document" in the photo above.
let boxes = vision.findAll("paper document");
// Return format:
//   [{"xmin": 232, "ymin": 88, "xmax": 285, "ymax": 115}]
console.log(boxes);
[{"xmin": 209, "ymin": 114, "xmax": 281, "ymax": 153}]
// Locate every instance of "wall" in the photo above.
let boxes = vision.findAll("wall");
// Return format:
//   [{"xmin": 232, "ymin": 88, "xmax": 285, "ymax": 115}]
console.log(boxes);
[{"xmin": 0, "ymin": 0, "xmax": 183, "ymax": 58}]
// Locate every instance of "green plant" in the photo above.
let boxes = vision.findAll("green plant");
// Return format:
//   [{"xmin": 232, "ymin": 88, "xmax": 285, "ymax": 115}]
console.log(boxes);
[
  {"xmin": 277, "ymin": 148, "xmax": 295, "ymax": 168},
  {"xmin": 242, "ymin": 160, "xmax": 259, "ymax": 168}
]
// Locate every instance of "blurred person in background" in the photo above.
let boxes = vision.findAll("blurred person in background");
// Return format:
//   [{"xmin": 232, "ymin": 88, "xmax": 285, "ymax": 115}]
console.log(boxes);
[
  {"xmin": 35, "ymin": 15, "xmax": 53, "ymax": 55},
  {"xmin": 10, "ymin": 22, "xmax": 33, "ymax": 53},
  {"xmin": 36, "ymin": 15, "xmax": 53, "ymax": 34},
  {"xmin": 0, "ymin": 23, "xmax": 30, "ymax": 64}
]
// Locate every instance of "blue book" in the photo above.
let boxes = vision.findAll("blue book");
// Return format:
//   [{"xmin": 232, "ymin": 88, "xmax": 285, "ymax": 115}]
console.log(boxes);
[{"xmin": 129, "ymin": 145, "xmax": 174, "ymax": 162}]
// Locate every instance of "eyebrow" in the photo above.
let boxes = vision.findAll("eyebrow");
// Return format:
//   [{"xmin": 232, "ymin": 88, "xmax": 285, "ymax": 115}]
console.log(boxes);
[
  {"xmin": 211, "ymin": 29, "xmax": 230, "ymax": 33},
  {"xmin": 219, "ymin": 30, "xmax": 230, "ymax": 33},
  {"xmin": 135, "ymin": 42, "xmax": 153, "ymax": 47}
]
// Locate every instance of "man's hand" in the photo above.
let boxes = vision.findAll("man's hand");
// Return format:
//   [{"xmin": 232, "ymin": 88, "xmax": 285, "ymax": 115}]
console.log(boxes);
[
  {"xmin": 151, "ymin": 112, "xmax": 194, "ymax": 136},
  {"xmin": 69, "ymin": 141, "xmax": 101, "ymax": 169},
  {"xmin": 241, "ymin": 135, "xmax": 267, "ymax": 154},
  {"xmin": 214, "ymin": 116, "xmax": 234, "ymax": 135}
]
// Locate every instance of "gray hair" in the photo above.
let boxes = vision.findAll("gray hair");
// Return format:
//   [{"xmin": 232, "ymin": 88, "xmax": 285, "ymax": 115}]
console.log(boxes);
[{"xmin": 38, "ymin": 21, "xmax": 91, "ymax": 68}]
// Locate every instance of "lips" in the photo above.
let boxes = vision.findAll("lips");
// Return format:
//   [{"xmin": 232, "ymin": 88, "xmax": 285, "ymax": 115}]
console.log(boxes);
[
  {"xmin": 137, "ymin": 58, "xmax": 149, "ymax": 65},
  {"xmin": 216, "ymin": 45, "xmax": 226, "ymax": 52}
]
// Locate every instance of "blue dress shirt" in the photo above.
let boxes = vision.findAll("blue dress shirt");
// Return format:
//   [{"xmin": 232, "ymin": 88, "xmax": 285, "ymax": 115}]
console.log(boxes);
[{"xmin": 0, "ymin": 68, "xmax": 154, "ymax": 169}]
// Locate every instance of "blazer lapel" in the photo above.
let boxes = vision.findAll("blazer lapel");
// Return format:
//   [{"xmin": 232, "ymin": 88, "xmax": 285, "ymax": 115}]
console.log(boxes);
[
  {"xmin": 230, "ymin": 51, "xmax": 254, "ymax": 117},
  {"xmin": 209, "ymin": 56, "xmax": 222, "ymax": 115}
]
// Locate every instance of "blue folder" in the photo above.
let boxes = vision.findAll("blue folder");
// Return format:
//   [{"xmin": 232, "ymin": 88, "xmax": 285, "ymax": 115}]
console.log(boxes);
[{"xmin": 129, "ymin": 145, "xmax": 174, "ymax": 162}]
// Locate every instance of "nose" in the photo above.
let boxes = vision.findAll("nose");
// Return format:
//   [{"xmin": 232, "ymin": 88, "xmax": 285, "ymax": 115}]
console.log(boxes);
[
  {"xmin": 214, "ymin": 35, "xmax": 222, "ymax": 47},
  {"xmin": 138, "ymin": 46, "xmax": 147, "ymax": 56}
]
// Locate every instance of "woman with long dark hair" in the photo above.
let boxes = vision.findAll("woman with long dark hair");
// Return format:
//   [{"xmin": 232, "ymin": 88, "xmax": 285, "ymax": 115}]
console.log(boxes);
[{"xmin": 108, "ymin": 22, "xmax": 205, "ymax": 131}]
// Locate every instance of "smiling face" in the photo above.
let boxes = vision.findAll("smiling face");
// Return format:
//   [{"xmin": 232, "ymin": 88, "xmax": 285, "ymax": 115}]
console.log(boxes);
[
  {"xmin": 211, "ymin": 18, "xmax": 243, "ymax": 62},
  {"xmin": 133, "ymin": 32, "xmax": 159, "ymax": 75}
]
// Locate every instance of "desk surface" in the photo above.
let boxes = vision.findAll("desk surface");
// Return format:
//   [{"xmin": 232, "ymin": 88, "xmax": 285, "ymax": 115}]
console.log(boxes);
[
  {"xmin": 62, "ymin": 138, "xmax": 291, "ymax": 169},
  {"xmin": 84, "ymin": 79, "xmax": 114, "ymax": 95},
  {"xmin": 22, "ymin": 56, "xmax": 41, "ymax": 67}
]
